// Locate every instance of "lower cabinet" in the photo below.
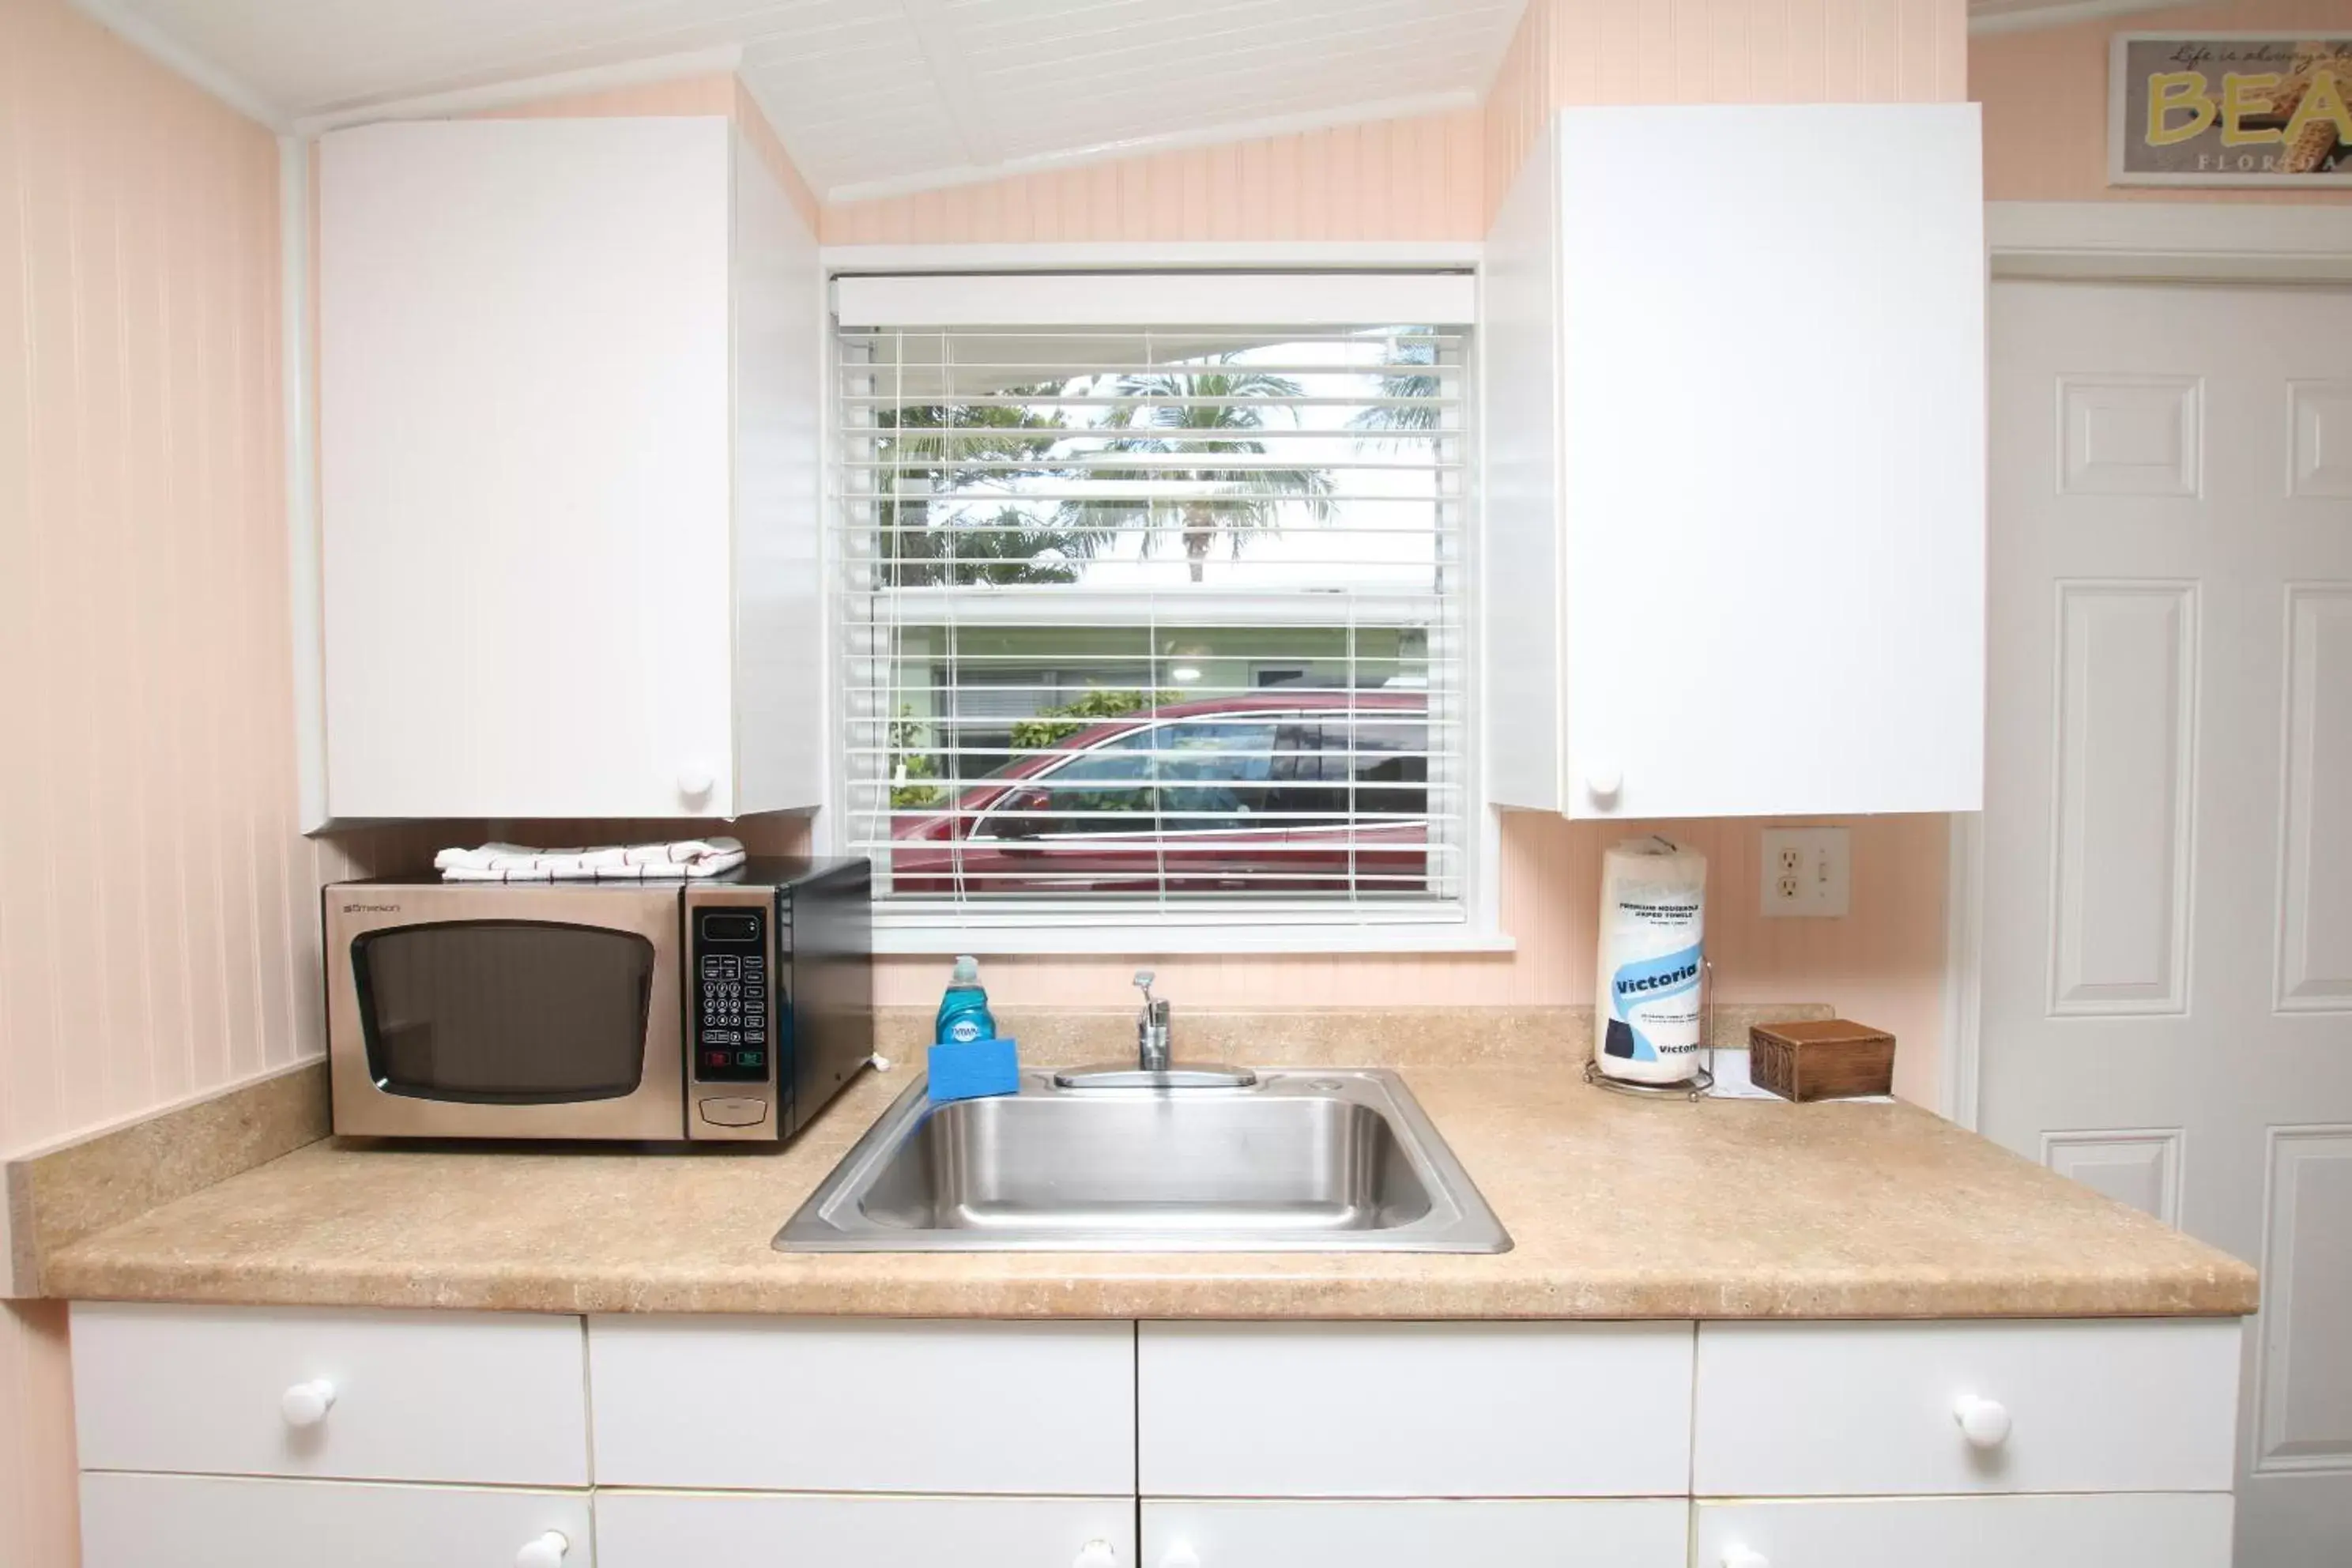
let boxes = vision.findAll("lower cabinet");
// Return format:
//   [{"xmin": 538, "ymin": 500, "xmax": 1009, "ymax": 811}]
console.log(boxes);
[
  {"xmin": 595, "ymin": 1491, "xmax": 1134, "ymax": 1567},
  {"xmin": 1693, "ymin": 1494, "xmax": 2235, "ymax": 1568},
  {"xmin": 1142, "ymin": 1499, "xmax": 1689, "ymax": 1568},
  {"xmin": 80, "ymin": 1472, "xmax": 593, "ymax": 1568},
  {"xmin": 67, "ymin": 1306, "xmax": 2245, "ymax": 1568}
]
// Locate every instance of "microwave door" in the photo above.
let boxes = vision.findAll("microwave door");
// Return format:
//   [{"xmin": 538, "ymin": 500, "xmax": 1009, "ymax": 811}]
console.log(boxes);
[
  {"xmin": 357, "ymin": 922, "xmax": 653, "ymax": 1102},
  {"xmin": 327, "ymin": 885, "xmax": 685, "ymax": 1140}
]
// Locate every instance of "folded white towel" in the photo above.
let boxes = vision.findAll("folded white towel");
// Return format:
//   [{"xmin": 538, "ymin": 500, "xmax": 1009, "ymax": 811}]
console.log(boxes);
[{"xmin": 435, "ymin": 838, "xmax": 748, "ymax": 883}]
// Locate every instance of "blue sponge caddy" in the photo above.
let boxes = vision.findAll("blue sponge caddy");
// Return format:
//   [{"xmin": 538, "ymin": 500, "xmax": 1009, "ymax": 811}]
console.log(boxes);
[{"xmin": 927, "ymin": 1037, "xmax": 1021, "ymax": 1102}]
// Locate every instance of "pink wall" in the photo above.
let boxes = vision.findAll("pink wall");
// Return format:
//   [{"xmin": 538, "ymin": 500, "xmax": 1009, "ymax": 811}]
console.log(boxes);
[
  {"xmin": 1484, "ymin": 0, "xmax": 1968, "ymax": 217},
  {"xmin": 0, "ymin": 2, "xmax": 447, "ymax": 1561},
  {"xmin": 1977, "ymin": 0, "xmax": 2352, "ymax": 203},
  {"xmin": 822, "ymin": 107, "xmax": 1488, "ymax": 245},
  {"xmin": 883, "ymin": 813, "xmax": 1953, "ymax": 1105}
]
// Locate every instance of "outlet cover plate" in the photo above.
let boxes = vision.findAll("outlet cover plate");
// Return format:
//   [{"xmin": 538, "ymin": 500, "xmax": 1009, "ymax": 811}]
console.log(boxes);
[{"xmin": 1760, "ymin": 827, "xmax": 1850, "ymax": 918}]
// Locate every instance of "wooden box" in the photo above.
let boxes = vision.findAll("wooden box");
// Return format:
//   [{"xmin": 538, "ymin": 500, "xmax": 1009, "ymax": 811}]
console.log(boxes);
[{"xmin": 1747, "ymin": 1019, "xmax": 1895, "ymax": 1102}]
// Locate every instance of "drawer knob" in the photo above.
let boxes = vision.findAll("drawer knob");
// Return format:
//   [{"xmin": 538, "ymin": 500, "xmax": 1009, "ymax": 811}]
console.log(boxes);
[
  {"xmin": 1073, "ymin": 1541, "xmax": 1119, "ymax": 1568},
  {"xmin": 515, "ymin": 1532, "xmax": 569, "ymax": 1568},
  {"xmin": 1955, "ymin": 1393, "xmax": 2013, "ymax": 1449},
  {"xmin": 279, "ymin": 1379, "xmax": 336, "ymax": 1428},
  {"xmin": 1724, "ymin": 1548, "xmax": 1770, "ymax": 1568},
  {"xmin": 677, "ymin": 763, "xmax": 715, "ymax": 803},
  {"xmin": 1161, "ymin": 1547, "xmax": 1201, "ymax": 1568},
  {"xmin": 1585, "ymin": 764, "xmax": 1623, "ymax": 805}
]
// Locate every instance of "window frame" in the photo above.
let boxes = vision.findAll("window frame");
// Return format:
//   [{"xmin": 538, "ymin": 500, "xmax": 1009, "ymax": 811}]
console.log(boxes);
[{"xmin": 813, "ymin": 248, "xmax": 1506, "ymax": 957}]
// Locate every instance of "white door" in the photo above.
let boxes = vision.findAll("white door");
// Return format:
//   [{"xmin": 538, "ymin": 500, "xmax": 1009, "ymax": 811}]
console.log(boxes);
[{"xmin": 1981, "ymin": 279, "xmax": 2352, "ymax": 1566}]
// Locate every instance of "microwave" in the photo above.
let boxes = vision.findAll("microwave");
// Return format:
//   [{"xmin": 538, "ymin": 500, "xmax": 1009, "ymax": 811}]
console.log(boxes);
[{"xmin": 322, "ymin": 858, "xmax": 871, "ymax": 1142}]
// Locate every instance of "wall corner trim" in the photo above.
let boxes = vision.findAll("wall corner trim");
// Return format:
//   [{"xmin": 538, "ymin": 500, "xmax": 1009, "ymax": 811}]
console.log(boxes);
[{"xmin": 68, "ymin": 0, "xmax": 286, "ymax": 128}]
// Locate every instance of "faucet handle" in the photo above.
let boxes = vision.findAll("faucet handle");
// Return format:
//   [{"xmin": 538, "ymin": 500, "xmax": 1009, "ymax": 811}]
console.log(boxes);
[{"xmin": 1133, "ymin": 970, "xmax": 1157, "ymax": 1008}]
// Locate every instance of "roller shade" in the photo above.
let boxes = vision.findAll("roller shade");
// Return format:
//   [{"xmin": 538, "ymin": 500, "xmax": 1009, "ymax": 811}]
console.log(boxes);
[{"xmin": 833, "ymin": 270, "xmax": 1477, "ymax": 329}]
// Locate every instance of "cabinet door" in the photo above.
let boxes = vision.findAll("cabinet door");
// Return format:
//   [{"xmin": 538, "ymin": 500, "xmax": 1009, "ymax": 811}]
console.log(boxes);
[
  {"xmin": 1139, "ymin": 1321, "xmax": 1693, "ymax": 1498},
  {"xmin": 596, "ymin": 1491, "xmax": 1133, "ymax": 1568},
  {"xmin": 1144, "ymin": 1500, "xmax": 1687, "ymax": 1568},
  {"xmin": 70, "ymin": 1302, "xmax": 590, "ymax": 1486},
  {"xmin": 1694, "ymin": 1494, "xmax": 2233, "ymax": 1568},
  {"xmin": 590, "ymin": 1316, "xmax": 1136, "ymax": 1494},
  {"xmin": 319, "ymin": 117, "xmax": 737, "ymax": 819},
  {"xmin": 1693, "ymin": 1318, "xmax": 2240, "ymax": 1497},
  {"xmin": 1550, "ymin": 104, "xmax": 1984, "ymax": 819},
  {"xmin": 81, "ymin": 1473, "xmax": 593, "ymax": 1568}
]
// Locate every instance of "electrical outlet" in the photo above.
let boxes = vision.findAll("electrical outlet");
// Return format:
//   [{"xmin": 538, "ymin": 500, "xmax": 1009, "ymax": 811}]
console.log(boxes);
[{"xmin": 1760, "ymin": 827, "xmax": 1850, "ymax": 918}]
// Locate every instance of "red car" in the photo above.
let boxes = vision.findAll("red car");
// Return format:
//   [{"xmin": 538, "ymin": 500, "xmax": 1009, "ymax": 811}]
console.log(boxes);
[{"xmin": 890, "ymin": 692, "xmax": 1429, "ymax": 898}]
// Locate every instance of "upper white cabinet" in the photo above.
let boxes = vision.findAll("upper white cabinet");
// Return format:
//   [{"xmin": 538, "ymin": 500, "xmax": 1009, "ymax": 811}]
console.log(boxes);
[
  {"xmin": 1487, "ymin": 105, "xmax": 1986, "ymax": 819},
  {"xmin": 319, "ymin": 115, "xmax": 821, "ymax": 820}
]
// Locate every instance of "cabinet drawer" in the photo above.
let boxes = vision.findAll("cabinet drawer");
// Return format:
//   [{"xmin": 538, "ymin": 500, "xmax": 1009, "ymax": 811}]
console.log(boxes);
[
  {"xmin": 589, "ymin": 1317, "xmax": 1134, "ymax": 1493},
  {"xmin": 1144, "ymin": 1499, "xmax": 1688, "ymax": 1568},
  {"xmin": 1693, "ymin": 1319, "xmax": 2239, "ymax": 1496},
  {"xmin": 80, "ymin": 1472, "xmax": 593, "ymax": 1568},
  {"xmin": 1138, "ymin": 1322, "xmax": 1694, "ymax": 1497},
  {"xmin": 70, "ymin": 1303, "xmax": 589, "ymax": 1485},
  {"xmin": 1694, "ymin": 1494, "xmax": 2233, "ymax": 1568},
  {"xmin": 597, "ymin": 1491, "xmax": 1133, "ymax": 1568}
]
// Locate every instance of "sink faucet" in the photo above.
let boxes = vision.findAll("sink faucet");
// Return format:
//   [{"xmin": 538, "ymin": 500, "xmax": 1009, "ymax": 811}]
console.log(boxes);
[
  {"xmin": 1050, "ymin": 972, "xmax": 1257, "ymax": 1090},
  {"xmin": 1135, "ymin": 970, "xmax": 1172, "ymax": 1071}
]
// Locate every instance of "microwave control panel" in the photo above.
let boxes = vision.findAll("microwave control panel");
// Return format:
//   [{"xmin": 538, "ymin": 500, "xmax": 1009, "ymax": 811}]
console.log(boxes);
[{"xmin": 693, "ymin": 906, "xmax": 771, "ymax": 1084}]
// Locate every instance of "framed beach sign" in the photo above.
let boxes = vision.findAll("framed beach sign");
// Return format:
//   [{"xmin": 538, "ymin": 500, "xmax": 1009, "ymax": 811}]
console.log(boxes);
[{"xmin": 2110, "ymin": 34, "xmax": 2352, "ymax": 187}]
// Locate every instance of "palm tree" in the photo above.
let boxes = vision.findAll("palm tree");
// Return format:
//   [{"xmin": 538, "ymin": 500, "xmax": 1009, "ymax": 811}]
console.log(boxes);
[
  {"xmin": 1348, "ymin": 326, "xmax": 1442, "ymax": 441},
  {"xmin": 874, "ymin": 393, "xmax": 1114, "ymax": 586},
  {"xmin": 1089, "ymin": 360, "xmax": 1335, "ymax": 583}
]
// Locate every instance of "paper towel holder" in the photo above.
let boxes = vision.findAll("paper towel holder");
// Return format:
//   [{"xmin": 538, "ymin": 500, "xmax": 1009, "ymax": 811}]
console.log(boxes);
[{"xmin": 1582, "ymin": 959, "xmax": 1717, "ymax": 1102}]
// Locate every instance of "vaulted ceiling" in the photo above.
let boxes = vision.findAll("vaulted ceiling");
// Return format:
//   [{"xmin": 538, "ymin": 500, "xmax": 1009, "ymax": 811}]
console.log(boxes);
[
  {"xmin": 79, "ymin": 0, "xmax": 2189, "ymax": 200},
  {"xmin": 80, "ymin": 0, "xmax": 1524, "ymax": 199}
]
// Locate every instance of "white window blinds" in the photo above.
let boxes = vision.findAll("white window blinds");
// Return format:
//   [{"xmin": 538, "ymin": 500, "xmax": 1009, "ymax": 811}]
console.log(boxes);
[{"xmin": 831, "ymin": 275, "xmax": 1470, "ymax": 926}]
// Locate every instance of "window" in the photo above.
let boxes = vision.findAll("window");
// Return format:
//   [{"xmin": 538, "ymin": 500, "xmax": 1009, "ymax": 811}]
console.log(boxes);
[{"xmin": 831, "ymin": 273, "xmax": 1471, "ymax": 936}]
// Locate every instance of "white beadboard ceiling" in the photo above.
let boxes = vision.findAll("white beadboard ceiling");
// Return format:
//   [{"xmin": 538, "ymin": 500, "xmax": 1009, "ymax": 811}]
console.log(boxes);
[{"xmin": 75, "ymin": 0, "xmax": 1524, "ymax": 199}]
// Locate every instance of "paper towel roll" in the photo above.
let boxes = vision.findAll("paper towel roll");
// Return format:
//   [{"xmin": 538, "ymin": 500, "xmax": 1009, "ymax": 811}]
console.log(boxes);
[{"xmin": 1593, "ymin": 836, "xmax": 1707, "ymax": 1084}]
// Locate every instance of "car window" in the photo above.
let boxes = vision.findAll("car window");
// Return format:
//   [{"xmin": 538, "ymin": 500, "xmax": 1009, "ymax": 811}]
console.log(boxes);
[
  {"xmin": 1269, "ymin": 722, "xmax": 1347, "ymax": 826},
  {"xmin": 978, "ymin": 732, "xmax": 1154, "ymax": 839},
  {"xmin": 1155, "ymin": 720, "xmax": 1274, "ymax": 831},
  {"xmin": 1351, "ymin": 720, "xmax": 1429, "ymax": 816}
]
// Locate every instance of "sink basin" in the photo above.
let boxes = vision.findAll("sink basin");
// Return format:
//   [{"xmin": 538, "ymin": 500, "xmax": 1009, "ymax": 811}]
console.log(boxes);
[{"xmin": 775, "ymin": 1069, "xmax": 1510, "ymax": 1253}]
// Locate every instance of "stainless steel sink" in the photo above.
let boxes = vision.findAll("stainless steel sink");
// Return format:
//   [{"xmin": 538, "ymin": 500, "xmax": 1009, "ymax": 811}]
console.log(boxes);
[{"xmin": 775, "ymin": 1069, "xmax": 1510, "ymax": 1253}]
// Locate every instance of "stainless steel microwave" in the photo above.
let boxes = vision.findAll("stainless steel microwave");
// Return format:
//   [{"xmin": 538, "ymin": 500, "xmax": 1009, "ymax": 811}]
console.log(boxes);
[{"xmin": 322, "ymin": 858, "xmax": 871, "ymax": 1142}]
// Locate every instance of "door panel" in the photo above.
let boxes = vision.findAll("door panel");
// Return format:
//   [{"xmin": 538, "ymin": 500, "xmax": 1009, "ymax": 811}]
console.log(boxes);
[{"xmin": 1984, "ymin": 280, "xmax": 2352, "ymax": 1566}]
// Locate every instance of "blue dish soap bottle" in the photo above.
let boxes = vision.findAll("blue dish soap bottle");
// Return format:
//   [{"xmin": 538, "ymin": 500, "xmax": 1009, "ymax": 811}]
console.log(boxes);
[
  {"xmin": 929, "ymin": 956, "xmax": 1017, "ymax": 1102},
  {"xmin": 935, "ymin": 955, "xmax": 997, "ymax": 1046}
]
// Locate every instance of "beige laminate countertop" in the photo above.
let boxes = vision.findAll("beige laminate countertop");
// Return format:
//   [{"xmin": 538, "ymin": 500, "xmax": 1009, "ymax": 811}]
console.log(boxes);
[{"xmin": 39, "ymin": 1057, "xmax": 2258, "ymax": 1320}]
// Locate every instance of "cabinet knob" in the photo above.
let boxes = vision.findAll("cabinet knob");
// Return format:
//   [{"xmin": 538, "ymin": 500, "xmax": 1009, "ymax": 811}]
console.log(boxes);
[
  {"xmin": 1585, "ymin": 764, "xmax": 1623, "ymax": 805},
  {"xmin": 1723, "ymin": 1547, "xmax": 1770, "ymax": 1568},
  {"xmin": 279, "ymin": 1379, "xmax": 336, "ymax": 1428},
  {"xmin": 677, "ymin": 763, "xmax": 715, "ymax": 803},
  {"xmin": 1073, "ymin": 1541, "xmax": 1120, "ymax": 1568},
  {"xmin": 1955, "ymin": 1393, "xmax": 2013, "ymax": 1449},
  {"xmin": 1161, "ymin": 1547, "xmax": 1200, "ymax": 1568},
  {"xmin": 514, "ymin": 1532, "xmax": 569, "ymax": 1568}
]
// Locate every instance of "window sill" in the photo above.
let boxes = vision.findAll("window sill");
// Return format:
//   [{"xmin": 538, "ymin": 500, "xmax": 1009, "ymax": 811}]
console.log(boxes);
[{"xmin": 869, "ymin": 918, "xmax": 1517, "ymax": 957}]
